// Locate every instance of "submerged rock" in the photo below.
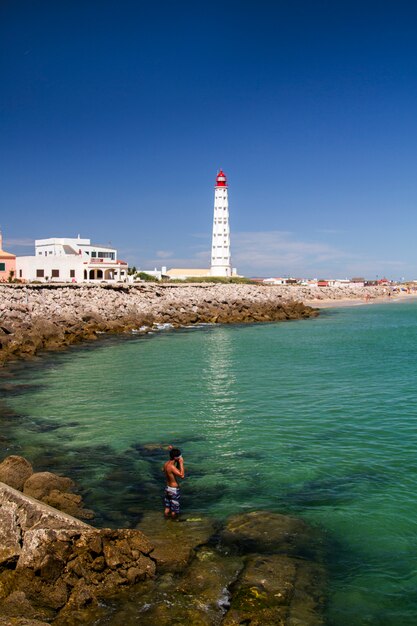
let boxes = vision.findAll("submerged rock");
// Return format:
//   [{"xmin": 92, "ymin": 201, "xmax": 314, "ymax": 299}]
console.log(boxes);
[
  {"xmin": 220, "ymin": 510, "xmax": 322, "ymax": 559},
  {"xmin": 223, "ymin": 554, "xmax": 325, "ymax": 625},
  {"xmin": 136, "ymin": 511, "xmax": 216, "ymax": 572}
]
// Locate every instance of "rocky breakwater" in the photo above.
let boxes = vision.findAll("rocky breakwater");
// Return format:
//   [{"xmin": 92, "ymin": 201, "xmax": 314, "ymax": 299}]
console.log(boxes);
[{"xmin": 0, "ymin": 283, "xmax": 318, "ymax": 365}]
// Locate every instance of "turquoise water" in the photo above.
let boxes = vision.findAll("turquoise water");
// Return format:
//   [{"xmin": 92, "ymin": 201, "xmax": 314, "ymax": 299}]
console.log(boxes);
[{"xmin": 2, "ymin": 300, "xmax": 417, "ymax": 624}]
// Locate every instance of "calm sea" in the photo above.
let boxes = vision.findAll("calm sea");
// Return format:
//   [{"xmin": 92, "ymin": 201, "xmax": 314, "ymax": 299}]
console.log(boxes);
[{"xmin": 2, "ymin": 300, "xmax": 417, "ymax": 625}]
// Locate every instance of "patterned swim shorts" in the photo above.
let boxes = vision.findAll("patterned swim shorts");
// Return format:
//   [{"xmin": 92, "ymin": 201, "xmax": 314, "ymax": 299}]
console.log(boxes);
[{"xmin": 164, "ymin": 486, "xmax": 180, "ymax": 514}]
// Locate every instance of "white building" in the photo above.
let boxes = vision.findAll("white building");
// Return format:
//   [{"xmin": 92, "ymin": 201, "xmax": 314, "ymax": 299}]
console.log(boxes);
[
  {"xmin": 210, "ymin": 170, "xmax": 233, "ymax": 277},
  {"xmin": 16, "ymin": 236, "xmax": 128, "ymax": 283}
]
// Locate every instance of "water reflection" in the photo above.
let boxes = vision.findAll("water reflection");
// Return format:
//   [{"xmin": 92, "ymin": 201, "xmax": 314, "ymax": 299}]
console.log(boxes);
[{"xmin": 199, "ymin": 328, "xmax": 241, "ymax": 444}]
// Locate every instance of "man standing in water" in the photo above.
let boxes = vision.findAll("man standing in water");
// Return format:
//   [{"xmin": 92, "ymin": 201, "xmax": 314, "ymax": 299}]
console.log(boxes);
[{"xmin": 163, "ymin": 447, "xmax": 185, "ymax": 518}]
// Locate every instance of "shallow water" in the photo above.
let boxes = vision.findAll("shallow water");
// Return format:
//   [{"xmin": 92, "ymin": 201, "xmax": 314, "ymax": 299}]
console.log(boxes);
[{"xmin": 2, "ymin": 301, "xmax": 417, "ymax": 624}]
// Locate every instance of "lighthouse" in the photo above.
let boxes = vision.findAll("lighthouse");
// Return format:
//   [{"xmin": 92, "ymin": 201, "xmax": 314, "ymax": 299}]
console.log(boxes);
[{"xmin": 210, "ymin": 169, "xmax": 232, "ymax": 277}]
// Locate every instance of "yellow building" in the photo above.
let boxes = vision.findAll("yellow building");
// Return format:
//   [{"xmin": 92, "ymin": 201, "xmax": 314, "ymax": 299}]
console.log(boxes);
[{"xmin": 166, "ymin": 268, "xmax": 212, "ymax": 280}]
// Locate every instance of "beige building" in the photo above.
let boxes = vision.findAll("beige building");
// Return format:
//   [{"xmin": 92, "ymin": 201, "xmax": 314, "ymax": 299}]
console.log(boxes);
[
  {"xmin": 0, "ymin": 231, "xmax": 16, "ymax": 282},
  {"xmin": 166, "ymin": 268, "xmax": 212, "ymax": 280}
]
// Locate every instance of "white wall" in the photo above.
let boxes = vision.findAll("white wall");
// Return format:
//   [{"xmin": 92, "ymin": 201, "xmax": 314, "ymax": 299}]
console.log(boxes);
[{"xmin": 16, "ymin": 256, "xmax": 84, "ymax": 282}]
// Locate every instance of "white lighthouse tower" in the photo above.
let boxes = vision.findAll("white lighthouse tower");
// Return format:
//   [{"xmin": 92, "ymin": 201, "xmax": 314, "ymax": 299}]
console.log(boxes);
[{"xmin": 210, "ymin": 169, "xmax": 232, "ymax": 277}]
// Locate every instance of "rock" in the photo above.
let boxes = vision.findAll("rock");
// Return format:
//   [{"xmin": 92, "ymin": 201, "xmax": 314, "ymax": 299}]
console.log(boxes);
[
  {"xmin": 93, "ymin": 548, "xmax": 244, "ymax": 626},
  {"xmin": 223, "ymin": 554, "xmax": 325, "ymax": 626},
  {"xmin": 136, "ymin": 511, "xmax": 216, "ymax": 572},
  {"xmin": 0, "ymin": 484, "xmax": 156, "ymax": 621},
  {"xmin": 23, "ymin": 471, "xmax": 94, "ymax": 520},
  {"xmin": 0, "ymin": 456, "xmax": 33, "ymax": 491},
  {"xmin": 0, "ymin": 501, "xmax": 22, "ymax": 566},
  {"xmin": 220, "ymin": 510, "xmax": 321, "ymax": 559},
  {"xmin": 0, "ymin": 619, "xmax": 50, "ymax": 626},
  {"xmin": 23, "ymin": 471, "xmax": 74, "ymax": 500},
  {"xmin": 0, "ymin": 588, "xmax": 52, "ymax": 622},
  {"xmin": 0, "ymin": 481, "xmax": 90, "ymax": 535}
]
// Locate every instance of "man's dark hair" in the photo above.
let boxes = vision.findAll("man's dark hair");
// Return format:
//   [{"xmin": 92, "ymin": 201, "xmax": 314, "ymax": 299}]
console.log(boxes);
[{"xmin": 169, "ymin": 448, "xmax": 181, "ymax": 460}]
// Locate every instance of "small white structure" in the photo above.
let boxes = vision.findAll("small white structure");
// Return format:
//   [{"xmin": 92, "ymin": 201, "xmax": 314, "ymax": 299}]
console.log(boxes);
[
  {"xmin": 16, "ymin": 236, "xmax": 128, "ymax": 283},
  {"xmin": 263, "ymin": 277, "xmax": 298, "ymax": 285},
  {"xmin": 210, "ymin": 170, "xmax": 233, "ymax": 277}
]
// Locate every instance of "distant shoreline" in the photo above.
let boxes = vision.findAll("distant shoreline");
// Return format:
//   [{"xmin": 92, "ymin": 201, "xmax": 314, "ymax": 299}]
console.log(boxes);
[{"xmin": 305, "ymin": 292, "xmax": 417, "ymax": 309}]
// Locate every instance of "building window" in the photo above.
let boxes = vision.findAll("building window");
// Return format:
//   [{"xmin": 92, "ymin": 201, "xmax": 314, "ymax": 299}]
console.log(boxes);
[
  {"xmin": 91, "ymin": 251, "xmax": 96, "ymax": 257},
  {"xmin": 0, "ymin": 263, "xmax": 5, "ymax": 271},
  {"xmin": 98, "ymin": 251, "xmax": 115, "ymax": 260},
  {"xmin": 51, "ymin": 269, "xmax": 59, "ymax": 278},
  {"xmin": 19, "ymin": 270, "xmax": 22, "ymax": 278},
  {"xmin": 70, "ymin": 270, "xmax": 75, "ymax": 278},
  {"xmin": 36, "ymin": 269, "xmax": 44, "ymax": 278}
]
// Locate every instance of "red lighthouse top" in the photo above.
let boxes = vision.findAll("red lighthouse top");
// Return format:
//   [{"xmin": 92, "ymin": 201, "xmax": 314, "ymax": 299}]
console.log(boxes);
[{"xmin": 215, "ymin": 169, "xmax": 227, "ymax": 187}]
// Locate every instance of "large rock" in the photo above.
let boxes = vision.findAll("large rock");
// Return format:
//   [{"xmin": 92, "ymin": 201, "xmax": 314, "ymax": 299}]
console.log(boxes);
[
  {"xmin": 220, "ymin": 510, "xmax": 322, "ymax": 559},
  {"xmin": 23, "ymin": 471, "xmax": 74, "ymax": 500},
  {"xmin": 136, "ymin": 511, "xmax": 216, "ymax": 572},
  {"xmin": 0, "ymin": 456, "xmax": 33, "ymax": 491},
  {"xmin": 223, "ymin": 554, "xmax": 326, "ymax": 625},
  {"xmin": 23, "ymin": 472, "xmax": 94, "ymax": 520}
]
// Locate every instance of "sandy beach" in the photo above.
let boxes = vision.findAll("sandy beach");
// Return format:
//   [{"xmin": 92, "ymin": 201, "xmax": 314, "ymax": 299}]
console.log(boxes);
[{"xmin": 305, "ymin": 292, "xmax": 417, "ymax": 309}]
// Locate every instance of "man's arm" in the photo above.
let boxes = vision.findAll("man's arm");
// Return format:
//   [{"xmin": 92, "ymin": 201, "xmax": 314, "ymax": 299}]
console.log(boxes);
[{"xmin": 171, "ymin": 458, "xmax": 185, "ymax": 479}]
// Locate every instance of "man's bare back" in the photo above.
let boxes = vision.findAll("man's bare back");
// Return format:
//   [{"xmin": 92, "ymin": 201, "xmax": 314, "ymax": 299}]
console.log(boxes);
[{"xmin": 163, "ymin": 459, "xmax": 184, "ymax": 487}]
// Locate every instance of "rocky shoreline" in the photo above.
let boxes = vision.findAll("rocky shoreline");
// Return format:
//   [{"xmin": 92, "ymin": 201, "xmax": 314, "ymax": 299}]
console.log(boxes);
[
  {"xmin": 0, "ymin": 283, "xmax": 321, "ymax": 366},
  {"xmin": 0, "ymin": 282, "xmax": 395, "ymax": 366},
  {"xmin": 0, "ymin": 455, "xmax": 327, "ymax": 625}
]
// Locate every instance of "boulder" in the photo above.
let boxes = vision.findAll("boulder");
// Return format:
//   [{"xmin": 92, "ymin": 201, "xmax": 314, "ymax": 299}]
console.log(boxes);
[
  {"xmin": 220, "ymin": 510, "xmax": 321, "ymax": 559},
  {"xmin": 23, "ymin": 471, "xmax": 94, "ymax": 520},
  {"xmin": 0, "ymin": 456, "xmax": 33, "ymax": 491},
  {"xmin": 23, "ymin": 471, "xmax": 74, "ymax": 500}
]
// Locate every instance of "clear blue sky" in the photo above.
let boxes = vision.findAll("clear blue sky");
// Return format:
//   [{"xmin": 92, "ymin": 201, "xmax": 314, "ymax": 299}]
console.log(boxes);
[{"xmin": 2, "ymin": 1, "xmax": 417, "ymax": 279}]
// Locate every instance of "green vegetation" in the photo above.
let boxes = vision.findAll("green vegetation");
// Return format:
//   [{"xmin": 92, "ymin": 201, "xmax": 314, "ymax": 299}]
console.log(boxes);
[{"xmin": 137, "ymin": 272, "xmax": 158, "ymax": 282}]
